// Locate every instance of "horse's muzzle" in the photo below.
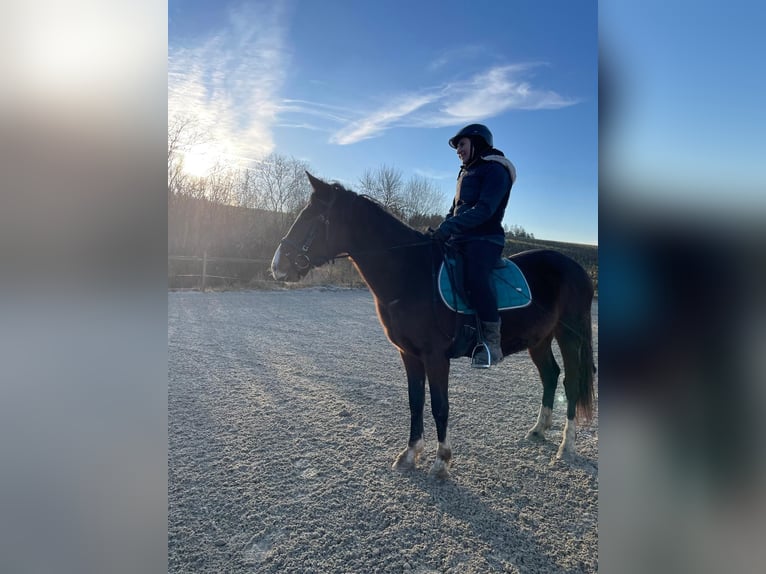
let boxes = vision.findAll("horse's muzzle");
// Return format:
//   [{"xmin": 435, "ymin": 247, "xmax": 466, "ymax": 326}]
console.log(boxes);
[
  {"xmin": 271, "ymin": 244, "xmax": 306, "ymax": 282},
  {"xmin": 270, "ymin": 245, "xmax": 289, "ymax": 280}
]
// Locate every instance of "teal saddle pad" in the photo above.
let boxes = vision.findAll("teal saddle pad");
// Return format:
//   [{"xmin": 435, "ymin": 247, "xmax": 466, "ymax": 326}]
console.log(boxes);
[{"xmin": 438, "ymin": 256, "xmax": 532, "ymax": 314}]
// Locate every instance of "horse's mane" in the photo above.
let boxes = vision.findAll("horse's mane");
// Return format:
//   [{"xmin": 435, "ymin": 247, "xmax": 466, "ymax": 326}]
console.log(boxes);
[{"xmin": 334, "ymin": 183, "xmax": 426, "ymax": 240}]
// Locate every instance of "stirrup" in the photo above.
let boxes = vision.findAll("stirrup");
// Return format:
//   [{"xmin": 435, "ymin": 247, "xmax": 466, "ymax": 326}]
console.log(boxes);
[{"xmin": 471, "ymin": 342, "xmax": 492, "ymax": 369}]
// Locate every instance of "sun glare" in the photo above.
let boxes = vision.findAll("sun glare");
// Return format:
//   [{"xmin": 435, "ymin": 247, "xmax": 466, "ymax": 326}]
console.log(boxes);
[{"xmin": 182, "ymin": 144, "xmax": 218, "ymax": 178}]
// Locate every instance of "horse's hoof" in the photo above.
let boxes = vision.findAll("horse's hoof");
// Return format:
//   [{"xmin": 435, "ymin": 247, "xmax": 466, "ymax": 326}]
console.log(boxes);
[
  {"xmin": 392, "ymin": 442, "xmax": 423, "ymax": 471},
  {"xmin": 526, "ymin": 429, "xmax": 546, "ymax": 441},
  {"xmin": 429, "ymin": 458, "xmax": 451, "ymax": 479},
  {"xmin": 555, "ymin": 445, "xmax": 576, "ymax": 461},
  {"xmin": 392, "ymin": 453, "xmax": 415, "ymax": 471}
]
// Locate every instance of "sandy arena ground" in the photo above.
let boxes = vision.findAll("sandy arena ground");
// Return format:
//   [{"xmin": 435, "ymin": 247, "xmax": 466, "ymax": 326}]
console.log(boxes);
[{"xmin": 169, "ymin": 288, "xmax": 598, "ymax": 573}]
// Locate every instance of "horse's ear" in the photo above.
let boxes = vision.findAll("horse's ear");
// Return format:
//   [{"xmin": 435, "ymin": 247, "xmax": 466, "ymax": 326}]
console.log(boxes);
[
  {"xmin": 306, "ymin": 171, "xmax": 325, "ymax": 190},
  {"xmin": 306, "ymin": 171, "xmax": 334, "ymax": 202}
]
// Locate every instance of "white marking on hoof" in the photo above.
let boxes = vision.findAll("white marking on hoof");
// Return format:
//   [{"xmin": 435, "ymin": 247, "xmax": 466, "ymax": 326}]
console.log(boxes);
[
  {"xmin": 429, "ymin": 439, "xmax": 452, "ymax": 479},
  {"xmin": 556, "ymin": 417, "xmax": 577, "ymax": 459},
  {"xmin": 392, "ymin": 438, "xmax": 425, "ymax": 471},
  {"xmin": 526, "ymin": 406, "xmax": 553, "ymax": 440},
  {"xmin": 430, "ymin": 457, "xmax": 451, "ymax": 479}
]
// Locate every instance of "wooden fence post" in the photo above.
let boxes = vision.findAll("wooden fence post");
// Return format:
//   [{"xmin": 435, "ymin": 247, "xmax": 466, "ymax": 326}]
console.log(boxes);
[{"xmin": 201, "ymin": 251, "xmax": 207, "ymax": 291}]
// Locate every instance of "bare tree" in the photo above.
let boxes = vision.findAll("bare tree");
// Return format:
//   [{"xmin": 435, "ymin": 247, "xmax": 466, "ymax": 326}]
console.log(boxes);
[
  {"xmin": 253, "ymin": 153, "xmax": 312, "ymax": 229},
  {"xmin": 286, "ymin": 157, "xmax": 312, "ymax": 214},
  {"xmin": 358, "ymin": 165, "xmax": 404, "ymax": 217},
  {"xmin": 233, "ymin": 167, "xmax": 255, "ymax": 209},
  {"xmin": 205, "ymin": 164, "xmax": 239, "ymax": 206},
  {"xmin": 168, "ymin": 116, "xmax": 196, "ymax": 200},
  {"xmin": 400, "ymin": 174, "xmax": 447, "ymax": 223}
]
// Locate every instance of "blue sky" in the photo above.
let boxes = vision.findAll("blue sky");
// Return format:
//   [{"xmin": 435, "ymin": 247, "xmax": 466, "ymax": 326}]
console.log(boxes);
[
  {"xmin": 600, "ymin": 1, "xmax": 766, "ymax": 219},
  {"xmin": 169, "ymin": 0, "xmax": 598, "ymax": 245}
]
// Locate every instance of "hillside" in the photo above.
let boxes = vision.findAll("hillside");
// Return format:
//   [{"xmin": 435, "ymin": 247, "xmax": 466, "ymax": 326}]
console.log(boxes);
[
  {"xmin": 504, "ymin": 237, "xmax": 598, "ymax": 293},
  {"xmin": 168, "ymin": 195, "xmax": 598, "ymax": 292}
]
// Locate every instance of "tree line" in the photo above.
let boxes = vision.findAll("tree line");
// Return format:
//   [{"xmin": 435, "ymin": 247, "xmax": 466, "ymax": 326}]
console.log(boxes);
[
  {"xmin": 168, "ymin": 117, "xmax": 596, "ymax": 290},
  {"xmin": 169, "ymin": 118, "xmax": 451, "ymax": 258}
]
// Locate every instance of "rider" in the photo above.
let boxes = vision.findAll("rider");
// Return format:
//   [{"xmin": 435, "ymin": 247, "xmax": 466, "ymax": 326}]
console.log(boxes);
[{"xmin": 430, "ymin": 124, "xmax": 516, "ymax": 367}]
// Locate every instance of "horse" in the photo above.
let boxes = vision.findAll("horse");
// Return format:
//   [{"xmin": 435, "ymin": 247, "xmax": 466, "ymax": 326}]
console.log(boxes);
[{"xmin": 271, "ymin": 173, "xmax": 596, "ymax": 478}]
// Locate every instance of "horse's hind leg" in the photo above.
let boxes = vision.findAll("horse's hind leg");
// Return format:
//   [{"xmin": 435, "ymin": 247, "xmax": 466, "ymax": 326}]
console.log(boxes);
[
  {"xmin": 392, "ymin": 352, "xmax": 426, "ymax": 471},
  {"xmin": 555, "ymin": 330, "xmax": 583, "ymax": 459},
  {"xmin": 526, "ymin": 335, "xmax": 560, "ymax": 441}
]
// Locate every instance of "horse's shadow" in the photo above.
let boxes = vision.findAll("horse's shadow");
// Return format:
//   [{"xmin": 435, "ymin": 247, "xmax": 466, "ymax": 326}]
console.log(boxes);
[
  {"xmin": 400, "ymin": 444, "xmax": 596, "ymax": 573},
  {"xmin": 402, "ymin": 473, "xmax": 551, "ymax": 571}
]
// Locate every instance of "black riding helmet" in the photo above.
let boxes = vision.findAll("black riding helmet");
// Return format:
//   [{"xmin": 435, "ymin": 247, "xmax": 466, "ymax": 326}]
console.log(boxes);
[{"xmin": 448, "ymin": 123, "xmax": 493, "ymax": 149}]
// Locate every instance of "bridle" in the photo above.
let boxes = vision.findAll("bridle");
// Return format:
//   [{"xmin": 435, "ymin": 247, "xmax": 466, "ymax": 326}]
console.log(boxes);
[
  {"xmin": 278, "ymin": 195, "xmax": 338, "ymax": 272},
  {"xmin": 278, "ymin": 191, "xmax": 438, "ymax": 277}
]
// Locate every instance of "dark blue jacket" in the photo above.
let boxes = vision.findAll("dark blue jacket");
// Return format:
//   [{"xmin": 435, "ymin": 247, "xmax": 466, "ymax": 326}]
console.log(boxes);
[{"xmin": 440, "ymin": 148, "xmax": 516, "ymax": 245}]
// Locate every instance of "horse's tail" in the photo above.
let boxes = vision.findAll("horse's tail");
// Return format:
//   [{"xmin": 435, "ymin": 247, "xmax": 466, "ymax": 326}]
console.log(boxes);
[{"xmin": 575, "ymin": 304, "xmax": 596, "ymax": 423}]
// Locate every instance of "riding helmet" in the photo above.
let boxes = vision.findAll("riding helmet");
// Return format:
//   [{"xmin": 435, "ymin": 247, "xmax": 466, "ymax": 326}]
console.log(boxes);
[{"xmin": 448, "ymin": 123, "xmax": 493, "ymax": 149}]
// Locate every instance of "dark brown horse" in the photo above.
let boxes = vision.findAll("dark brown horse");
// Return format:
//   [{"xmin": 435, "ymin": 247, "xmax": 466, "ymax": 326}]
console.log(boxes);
[{"xmin": 271, "ymin": 173, "xmax": 595, "ymax": 477}]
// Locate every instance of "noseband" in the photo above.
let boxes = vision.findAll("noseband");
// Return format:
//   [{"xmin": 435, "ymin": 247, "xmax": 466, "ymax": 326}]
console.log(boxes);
[{"xmin": 278, "ymin": 196, "xmax": 336, "ymax": 272}]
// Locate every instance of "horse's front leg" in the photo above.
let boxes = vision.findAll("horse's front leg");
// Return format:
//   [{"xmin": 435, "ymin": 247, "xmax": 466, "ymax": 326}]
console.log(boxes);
[
  {"xmin": 426, "ymin": 356, "xmax": 451, "ymax": 479},
  {"xmin": 392, "ymin": 352, "xmax": 426, "ymax": 471}
]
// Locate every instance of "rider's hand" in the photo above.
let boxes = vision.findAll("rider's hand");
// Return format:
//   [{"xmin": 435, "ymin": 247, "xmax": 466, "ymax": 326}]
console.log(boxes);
[{"xmin": 427, "ymin": 225, "xmax": 451, "ymax": 243}]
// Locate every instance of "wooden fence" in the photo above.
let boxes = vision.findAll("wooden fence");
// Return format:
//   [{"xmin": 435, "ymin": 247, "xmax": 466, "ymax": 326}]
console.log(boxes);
[{"xmin": 168, "ymin": 252, "xmax": 271, "ymax": 290}]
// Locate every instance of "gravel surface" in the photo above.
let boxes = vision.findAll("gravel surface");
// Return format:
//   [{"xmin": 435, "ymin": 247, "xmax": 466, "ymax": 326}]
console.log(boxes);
[{"xmin": 169, "ymin": 288, "xmax": 598, "ymax": 573}]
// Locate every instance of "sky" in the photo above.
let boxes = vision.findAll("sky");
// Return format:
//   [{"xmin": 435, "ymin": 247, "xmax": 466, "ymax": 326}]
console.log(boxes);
[
  {"xmin": 600, "ymin": 1, "xmax": 766, "ymax": 220},
  {"xmin": 169, "ymin": 0, "xmax": 598, "ymax": 245}
]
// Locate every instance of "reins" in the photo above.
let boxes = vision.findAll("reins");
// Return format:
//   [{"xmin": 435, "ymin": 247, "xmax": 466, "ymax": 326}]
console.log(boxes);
[{"xmin": 333, "ymin": 238, "xmax": 434, "ymax": 260}]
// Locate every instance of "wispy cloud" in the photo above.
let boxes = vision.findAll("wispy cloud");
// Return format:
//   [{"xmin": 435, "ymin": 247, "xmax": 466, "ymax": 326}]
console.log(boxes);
[
  {"xmin": 329, "ymin": 93, "xmax": 437, "ymax": 145},
  {"xmin": 170, "ymin": 8, "xmax": 582, "ymax": 154},
  {"xmin": 278, "ymin": 99, "xmax": 355, "ymax": 125},
  {"xmin": 427, "ymin": 45, "xmax": 486, "ymax": 72},
  {"xmin": 168, "ymin": 2, "xmax": 288, "ymax": 165},
  {"xmin": 440, "ymin": 64, "xmax": 578, "ymax": 121},
  {"xmin": 322, "ymin": 63, "xmax": 579, "ymax": 144}
]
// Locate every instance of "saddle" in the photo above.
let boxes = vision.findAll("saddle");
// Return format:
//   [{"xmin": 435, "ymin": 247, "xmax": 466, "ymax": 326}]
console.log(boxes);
[
  {"xmin": 437, "ymin": 251, "xmax": 532, "ymax": 360},
  {"xmin": 438, "ymin": 252, "xmax": 532, "ymax": 314}
]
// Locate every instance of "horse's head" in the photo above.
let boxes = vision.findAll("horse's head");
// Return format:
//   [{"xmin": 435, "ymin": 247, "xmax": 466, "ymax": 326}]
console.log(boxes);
[{"xmin": 271, "ymin": 172, "xmax": 348, "ymax": 281}]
